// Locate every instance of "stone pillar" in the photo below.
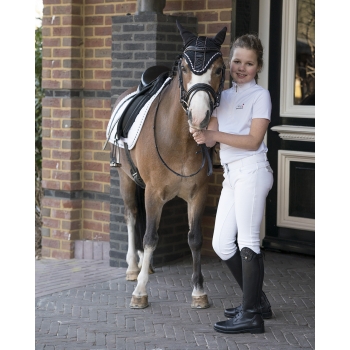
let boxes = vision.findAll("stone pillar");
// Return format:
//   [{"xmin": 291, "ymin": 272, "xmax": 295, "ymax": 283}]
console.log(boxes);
[{"xmin": 109, "ymin": 14, "xmax": 198, "ymax": 267}]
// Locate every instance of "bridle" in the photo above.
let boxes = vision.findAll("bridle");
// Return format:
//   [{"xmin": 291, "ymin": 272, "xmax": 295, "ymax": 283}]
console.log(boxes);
[
  {"xmin": 177, "ymin": 47, "xmax": 226, "ymax": 118},
  {"xmin": 152, "ymin": 50, "xmax": 225, "ymax": 178}
]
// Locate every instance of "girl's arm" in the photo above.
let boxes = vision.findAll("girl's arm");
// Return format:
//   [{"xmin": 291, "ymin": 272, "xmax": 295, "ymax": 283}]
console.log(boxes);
[{"xmin": 193, "ymin": 118, "xmax": 269, "ymax": 151}]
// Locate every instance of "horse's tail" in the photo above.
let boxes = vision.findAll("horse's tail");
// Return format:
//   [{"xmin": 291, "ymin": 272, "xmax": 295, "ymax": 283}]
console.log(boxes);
[{"xmin": 134, "ymin": 184, "xmax": 146, "ymax": 251}]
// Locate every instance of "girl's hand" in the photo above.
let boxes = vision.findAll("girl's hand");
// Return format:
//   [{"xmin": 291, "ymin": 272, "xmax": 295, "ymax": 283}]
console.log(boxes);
[
  {"xmin": 192, "ymin": 130, "xmax": 204, "ymax": 144},
  {"xmin": 190, "ymin": 116, "xmax": 218, "ymax": 147},
  {"xmin": 192, "ymin": 130, "xmax": 215, "ymax": 147}
]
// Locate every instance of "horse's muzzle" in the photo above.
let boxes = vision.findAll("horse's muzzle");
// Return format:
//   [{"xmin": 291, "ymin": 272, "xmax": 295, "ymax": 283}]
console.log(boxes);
[
  {"xmin": 200, "ymin": 110, "xmax": 211, "ymax": 129},
  {"xmin": 188, "ymin": 110, "xmax": 211, "ymax": 133}
]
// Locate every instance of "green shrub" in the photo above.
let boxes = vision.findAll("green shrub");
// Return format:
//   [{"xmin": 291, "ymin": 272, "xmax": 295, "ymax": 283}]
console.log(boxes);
[
  {"xmin": 35, "ymin": 24, "xmax": 43, "ymax": 175},
  {"xmin": 35, "ymin": 23, "xmax": 43, "ymax": 257}
]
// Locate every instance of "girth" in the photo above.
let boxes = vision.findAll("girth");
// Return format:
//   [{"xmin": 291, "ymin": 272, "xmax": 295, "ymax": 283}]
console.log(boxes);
[{"xmin": 124, "ymin": 142, "xmax": 146, "ymax": 189}]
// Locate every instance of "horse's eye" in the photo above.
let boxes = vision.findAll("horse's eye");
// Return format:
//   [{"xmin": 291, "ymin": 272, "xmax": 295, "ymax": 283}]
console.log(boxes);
[
  {"xmin": 216, "ymin": 67, "xmax": 223, "ymax": 75},
  {"xmin": 181, "ymin": 65, "xmax": 187, "ymax": 73}
]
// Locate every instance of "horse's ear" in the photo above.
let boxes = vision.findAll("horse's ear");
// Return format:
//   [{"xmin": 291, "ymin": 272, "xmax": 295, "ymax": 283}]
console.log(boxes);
[
  {"xmin": 213, "ymin": 27, "xmax": 227, "ymax": 47},
  {"xmin": 176, "ymin": 20, "xmax": 197, "ymax": 46}
]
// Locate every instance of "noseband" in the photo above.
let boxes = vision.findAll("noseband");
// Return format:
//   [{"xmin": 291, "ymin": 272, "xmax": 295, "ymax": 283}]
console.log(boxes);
[{"xmin": 177, "ymin": 48, "xmax": 226, "ymax": 118}]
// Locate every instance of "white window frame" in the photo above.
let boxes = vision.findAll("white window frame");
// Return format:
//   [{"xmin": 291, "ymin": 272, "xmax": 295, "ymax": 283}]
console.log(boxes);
[
  {"xmin": 280, "ymin": 0, "xmax": 315, "ymax": 119},
  {"xmin": 277, "ymin": 150, "xmax": 315, "ymax": 231}
]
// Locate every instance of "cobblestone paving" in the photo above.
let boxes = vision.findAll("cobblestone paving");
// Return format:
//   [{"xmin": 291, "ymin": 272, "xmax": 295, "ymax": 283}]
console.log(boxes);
[{"xmin": 35, "ymin": 250, "xmax": 315, "ymax": 350}]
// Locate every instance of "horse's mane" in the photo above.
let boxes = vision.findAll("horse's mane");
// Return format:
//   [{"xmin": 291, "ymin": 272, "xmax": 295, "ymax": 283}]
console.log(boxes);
[{"xmin": 170, "ymin": 54, "xmax": 182, "ymax": 79}]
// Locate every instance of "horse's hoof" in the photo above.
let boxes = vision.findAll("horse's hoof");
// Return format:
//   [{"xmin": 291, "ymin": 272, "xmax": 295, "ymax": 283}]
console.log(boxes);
[
  {"xmin": 126, "ymin": 270, "xmax": 139, "ymax": 281},
  {"xmin": 191, "ymin": 295, "xmax": 210, "ymax": 309},
  {"xmin": 148, "ymin": 265, "xmax": 155, "ymax": 274},
  {"xmin": 130, "ymin": 295, "xmax": 149, "ymax": 309}
]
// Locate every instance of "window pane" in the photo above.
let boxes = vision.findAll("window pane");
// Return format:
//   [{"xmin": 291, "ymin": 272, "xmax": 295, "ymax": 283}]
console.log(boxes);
[{"xmin": 294, "ymin": 0, "xmax": 315, "ymax": 105}]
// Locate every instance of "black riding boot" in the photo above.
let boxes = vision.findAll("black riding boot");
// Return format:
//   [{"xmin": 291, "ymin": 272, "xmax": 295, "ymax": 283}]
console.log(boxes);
[
  {"xmin": 214, "ymin": 247, "xmax": 265, "ymax": 334},
  {"xmin": 224, "ymin": 247, "xmax": 243, "ymax": 289},
  {"xmin": 224, "ymin": 248, "xmax": 272, "ymax": 319}
]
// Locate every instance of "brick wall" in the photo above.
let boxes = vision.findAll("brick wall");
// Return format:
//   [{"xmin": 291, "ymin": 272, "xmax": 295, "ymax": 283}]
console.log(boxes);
[{"xmin": 41, "ymin": 0, "xmax": 232, "ymax": 259}]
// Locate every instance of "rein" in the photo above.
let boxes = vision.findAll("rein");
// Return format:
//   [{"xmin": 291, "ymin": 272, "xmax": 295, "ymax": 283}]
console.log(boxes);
[{"xmin": 153, "ymin": 79, "xmax": 212, "ymax": 178}]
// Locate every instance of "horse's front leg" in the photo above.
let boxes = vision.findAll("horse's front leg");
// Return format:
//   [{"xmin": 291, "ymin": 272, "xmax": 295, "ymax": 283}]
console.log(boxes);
[
  {"xmin": 125, "ymin": 208, "xmax": 141, "ymax": 281},
  {"xmin": 117, "ymin": 169, "xmax": 140, "ymax": 281},
  {"xmin": 129, "ymin": 191, "xmax": 163, "ymax": 309},
  {"xmin": 187, "ymin": 185, "xmax": 210, "ymax": 309}
]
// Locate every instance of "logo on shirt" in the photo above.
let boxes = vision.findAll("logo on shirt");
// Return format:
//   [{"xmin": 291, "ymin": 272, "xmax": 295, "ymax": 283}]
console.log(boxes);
[{"xmin": 236, "ymin": 104, "xmax": 244, "ymax": 109}]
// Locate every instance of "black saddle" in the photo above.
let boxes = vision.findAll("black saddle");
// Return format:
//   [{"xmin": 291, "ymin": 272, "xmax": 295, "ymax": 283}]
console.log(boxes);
[{"xmin": 115, "ymin": 65, "xmax": 171, "ymax": 140}]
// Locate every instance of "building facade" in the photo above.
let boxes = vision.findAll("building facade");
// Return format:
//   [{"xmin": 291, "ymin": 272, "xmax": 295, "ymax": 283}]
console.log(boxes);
[{"xmin": 40, "ymin": 0, "xmax": 315, "ymax": 261}]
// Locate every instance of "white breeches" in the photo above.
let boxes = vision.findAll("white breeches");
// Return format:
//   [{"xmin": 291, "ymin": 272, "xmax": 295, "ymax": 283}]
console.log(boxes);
[{"xmin": 212, "ymin": 153, "xmax": 274, "ymax": 260}]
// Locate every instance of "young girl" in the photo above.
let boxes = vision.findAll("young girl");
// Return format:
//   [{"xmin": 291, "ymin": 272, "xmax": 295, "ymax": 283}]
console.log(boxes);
[{"xmin": 192, "ymin": 34, "xmax": 273, "ymax": 334}]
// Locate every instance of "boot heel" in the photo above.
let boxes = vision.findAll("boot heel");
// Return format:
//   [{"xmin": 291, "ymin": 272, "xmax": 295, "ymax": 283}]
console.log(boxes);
[
  {"xmin": 250, "ymin": 326, "xmax": 265, "ymax": 334},
  {"xmin": 262, "ymin": 310, "xmax": 272, "ymax": 319}
]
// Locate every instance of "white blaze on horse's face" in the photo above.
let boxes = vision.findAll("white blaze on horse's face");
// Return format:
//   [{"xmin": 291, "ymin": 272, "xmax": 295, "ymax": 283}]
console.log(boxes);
[{"xmin": 186, "ymin": 67, "xmax": 213, "ymax": 132}]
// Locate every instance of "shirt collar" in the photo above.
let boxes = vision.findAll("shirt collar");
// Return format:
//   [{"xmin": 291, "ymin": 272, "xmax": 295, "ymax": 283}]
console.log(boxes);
[{"xmin": 232, "ymin": 79, "xmax": 256, "ymax": 92}]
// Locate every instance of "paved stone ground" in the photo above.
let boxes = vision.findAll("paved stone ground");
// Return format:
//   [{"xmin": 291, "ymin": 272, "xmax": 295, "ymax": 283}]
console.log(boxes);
[{"xmin": 35, "ymin": 250, "xmax": 315, "ymax": 350}]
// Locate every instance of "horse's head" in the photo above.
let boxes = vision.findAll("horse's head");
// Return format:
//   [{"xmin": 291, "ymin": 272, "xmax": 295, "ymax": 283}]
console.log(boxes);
[{"xmin": 176, "ymin": 21, "xmax": 227, "ymax": 133}]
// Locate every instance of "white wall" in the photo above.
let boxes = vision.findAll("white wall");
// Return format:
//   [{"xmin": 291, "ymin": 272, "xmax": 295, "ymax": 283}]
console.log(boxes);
[{"xmin": 35, "ymin": 0, "xmax": 43, "ymax": 28}]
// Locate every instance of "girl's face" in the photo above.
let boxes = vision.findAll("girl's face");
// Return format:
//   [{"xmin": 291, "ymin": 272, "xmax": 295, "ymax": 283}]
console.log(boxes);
[{"xmin": 230, "ymin": 47, "xmax": 260, "ymax": 85}]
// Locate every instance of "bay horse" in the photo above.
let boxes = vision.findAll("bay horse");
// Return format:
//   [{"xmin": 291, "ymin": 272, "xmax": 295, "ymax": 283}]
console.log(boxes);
[{"xmin": 107, "ymin": 21, "xmax": 227, "ymax": 309}]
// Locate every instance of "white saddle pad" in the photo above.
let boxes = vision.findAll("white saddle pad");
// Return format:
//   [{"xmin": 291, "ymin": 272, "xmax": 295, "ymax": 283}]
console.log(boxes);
[{"xmin": 106, "ymin": 77, "xmax": 171, "ymax": 150}]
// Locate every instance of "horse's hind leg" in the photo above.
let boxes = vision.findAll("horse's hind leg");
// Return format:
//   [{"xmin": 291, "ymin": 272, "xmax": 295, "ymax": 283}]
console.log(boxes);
[
  {"xmin": 125, "ymin": 208, "xmax": 140, "ymax": 281},
  {"xmin": 117, "ymin": 169, "xmax": 140, "ymax": 281},
  {"xmin": 132, "ymin": 184, "xmax": 155, "ymax": 274},
  {"xmin": 187, "ymin": 186, "xmax": 210, "ymax": 309}
]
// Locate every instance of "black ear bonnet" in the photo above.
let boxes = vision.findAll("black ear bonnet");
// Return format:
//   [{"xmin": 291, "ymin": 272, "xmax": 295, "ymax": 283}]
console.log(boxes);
[{"xmin": 176, "ymin": 21, "xmax": 227, "ymax": 75}]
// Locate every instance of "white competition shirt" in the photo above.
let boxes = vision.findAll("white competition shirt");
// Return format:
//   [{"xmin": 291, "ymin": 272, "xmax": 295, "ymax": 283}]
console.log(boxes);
[{"xmin": 212, "ymin": 79, "xmax": 271, "ymax": 164}]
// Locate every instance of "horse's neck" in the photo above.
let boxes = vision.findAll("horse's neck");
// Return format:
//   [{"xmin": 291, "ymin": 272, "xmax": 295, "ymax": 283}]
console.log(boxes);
[
  {"xmin": 160, "ymin": 78, "xmax": 189, "ymax": 140},
  {"xmin": 152, "ymin": 76, "xmax": 202, "ymax": 170}
]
